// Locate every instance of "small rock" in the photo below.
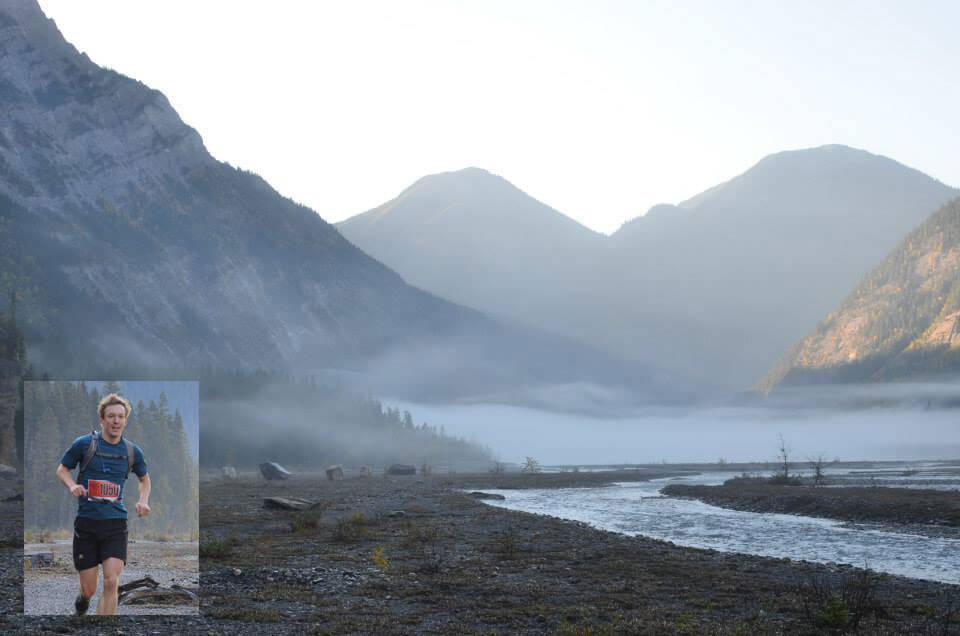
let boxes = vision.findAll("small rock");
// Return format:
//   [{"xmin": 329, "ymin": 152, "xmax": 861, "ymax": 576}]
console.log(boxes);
[{"xmin": 231, "ymin": 568, "xmax": 242, "ymax": 576}]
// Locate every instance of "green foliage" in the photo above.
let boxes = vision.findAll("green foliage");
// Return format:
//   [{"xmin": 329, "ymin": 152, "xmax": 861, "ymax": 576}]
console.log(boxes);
[
  {"xmin": 290, "ymin": 510, "xmax": 323, "ymax": 534},
  {"xmin": 816, "ymin": 596, "xmax": 851, "ymax": 629},
  {"xmin": 370, "ymin": 545, "xmax": 390, "ymax": 572},
  {"xmin": 797, "ymin": 567, "xmax": 877, "ymax": 633},
  {"xmin": 199, "ymin": 533, "xmax": 237, "ymax": 559},
  {"xmin": 332, "ymin": 512, "xmax": 369, "ymax": 543}
]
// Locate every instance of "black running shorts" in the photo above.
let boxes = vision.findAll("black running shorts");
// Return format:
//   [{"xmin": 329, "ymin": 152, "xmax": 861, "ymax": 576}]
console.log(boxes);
[{"xmin": 73, "ymin": 517, "xmax": 127, "ymax": 571}]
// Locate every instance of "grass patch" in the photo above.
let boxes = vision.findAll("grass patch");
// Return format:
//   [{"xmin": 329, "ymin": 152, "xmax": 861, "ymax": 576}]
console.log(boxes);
[
  {"xmin": 331, "ymin": 512, "xmax": 368, "ymax": 543},
  {"xmin": 208, "ymin": 607, "xmax": 284, "ymax": 623},
  {"xmin": 23, "ymin": 527, "xmax": 71, "ymax": 543},
  {"xmin": 199, "ymin": 533, "xmax": 238, "ymax": 559},
  {"xmin": 290, "ymin": 510, "xmax": 323, "ymax": 534},
  {"xmin": 490, "ymin": 528, "xmax": 520, "ymax": 559}
]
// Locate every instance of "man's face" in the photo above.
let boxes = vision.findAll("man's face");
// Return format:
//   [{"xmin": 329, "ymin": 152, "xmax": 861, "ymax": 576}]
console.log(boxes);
[{"xmin": 100, "ymin": 404, "xmax": 127, "ymax": 440}]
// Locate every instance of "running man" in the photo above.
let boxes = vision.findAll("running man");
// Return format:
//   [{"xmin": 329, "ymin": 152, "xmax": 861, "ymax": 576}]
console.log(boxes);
[{"xmin": 55, "ymin": 393, "xmax": 150, "ymax": 615}]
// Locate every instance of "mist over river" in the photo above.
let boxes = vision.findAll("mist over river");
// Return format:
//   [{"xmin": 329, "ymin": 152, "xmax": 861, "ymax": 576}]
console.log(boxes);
[{"xmin": 386, "ymin": 400, "xmax": 960, "ymax": 465}]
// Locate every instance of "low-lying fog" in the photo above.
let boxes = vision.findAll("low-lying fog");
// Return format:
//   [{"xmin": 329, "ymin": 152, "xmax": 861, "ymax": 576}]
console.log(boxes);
[{"xmin": 386, "ymin": 396, "xmax": 960, "ymax": 465}]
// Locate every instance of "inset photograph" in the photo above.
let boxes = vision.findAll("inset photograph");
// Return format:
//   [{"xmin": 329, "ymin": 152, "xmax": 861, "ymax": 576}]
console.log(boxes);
[{"xmin": 23, "ymin": 380, "xmax": 198, "ymax": 615}]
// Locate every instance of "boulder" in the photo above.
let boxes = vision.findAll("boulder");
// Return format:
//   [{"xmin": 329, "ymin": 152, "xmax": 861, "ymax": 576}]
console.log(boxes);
[
  {"xmin": 386, "ymin": 464, "xmax": 416, "ymax": 476},
  {"xmin": 221, "ymin": 466, "xmax": 238, "ymax": 480},
  {"xmin": 259, "ymin": 462, "xmax": 291, "ymax": 480},
  {"xmin": 325, "ymin": 465, "xmax": 344, "ymax": 481}
]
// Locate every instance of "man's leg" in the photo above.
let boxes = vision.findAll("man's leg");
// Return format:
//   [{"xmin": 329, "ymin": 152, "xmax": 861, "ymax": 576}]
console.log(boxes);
[
  {"xmin": 76, "ymin": 566, "xmax": 98, "ymax": 614},
  {"xmin": 96, "ymin": 557, "xmax": 123, "ymax": 615},
  {"xmin": 73, "ymin": 518, "xmax": 99, "ymax": 615}
]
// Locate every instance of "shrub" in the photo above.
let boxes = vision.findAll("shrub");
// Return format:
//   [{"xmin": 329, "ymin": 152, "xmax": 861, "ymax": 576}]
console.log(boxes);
[
  {"xmin": 332, "ymin": 512, "xmax": 368, "ymax": 542},
  {"xmin": 199, "ymin": 533, "xmax": 237, "ymax": 559},
  {"xmin": 290, "ymin": 510, "xmax": 322, "ymax": 534},
  {"xmin": 491, "ymin": 528, "xmax": 519, "ymax": 559},
  {"xmin": 371, "ymin": 546, "xmax": 390, "ymax": 572},
  {"xmin": 797, "ymin": 567, "xmax": 876, "ymax": 632}
]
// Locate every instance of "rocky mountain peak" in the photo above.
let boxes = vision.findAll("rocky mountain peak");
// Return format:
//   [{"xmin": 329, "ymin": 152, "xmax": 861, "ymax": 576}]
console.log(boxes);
[{"xmin": 0, "ymin": 1, "xmax": 207, "ymax": 212}]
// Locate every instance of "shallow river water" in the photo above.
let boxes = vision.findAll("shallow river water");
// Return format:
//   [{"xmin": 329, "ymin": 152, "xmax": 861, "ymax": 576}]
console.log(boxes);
[{"xmin": 481, "ymin": 471, "xmax": 960, "ymax": 585}]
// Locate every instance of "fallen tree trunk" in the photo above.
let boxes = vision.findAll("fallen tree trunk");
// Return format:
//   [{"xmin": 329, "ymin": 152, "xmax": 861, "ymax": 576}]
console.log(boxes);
[{"xmin": 263, "ymin": 496, "xmax": 321, "ymax": 511}]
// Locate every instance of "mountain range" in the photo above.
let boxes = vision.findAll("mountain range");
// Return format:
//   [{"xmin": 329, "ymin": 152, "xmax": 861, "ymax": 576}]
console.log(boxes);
[
  {"xmin": 340, "ymin": 147, "xmax": 958, "ymax": 390},
  {"xmin": 0, "ymin": 1, "xmax": 679, "ymax": 405},
  {"xmin": 4, "ymin": 0, "xmax": 957, "ymax": 409}
]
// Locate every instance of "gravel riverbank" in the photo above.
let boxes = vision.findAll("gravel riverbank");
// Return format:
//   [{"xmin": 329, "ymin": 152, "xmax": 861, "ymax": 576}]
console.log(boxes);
[
  {"xmin": 660, "ymin": 483, "xmax": 960, "ymax": 539},
  {"xmin": 23, "ymin": 539, "xmax": 198, "ymax": 615},
  {"xmin": 0, "ymin": 470, "xmax": 957, "ymax": 634}
]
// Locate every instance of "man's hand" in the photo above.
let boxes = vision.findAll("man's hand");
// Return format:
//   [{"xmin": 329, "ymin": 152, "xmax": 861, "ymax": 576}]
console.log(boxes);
[
  {"xmin": 70, "ymin": 484, "xmax": 87, "ymax": 498},
  {"xmin": 136, "ymin": 502, "xmax": 151, "ymax": 517}
]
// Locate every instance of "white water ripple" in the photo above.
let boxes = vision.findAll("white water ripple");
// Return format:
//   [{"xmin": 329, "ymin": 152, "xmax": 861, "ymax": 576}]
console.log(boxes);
[{"xmin": 480, "ymin": 474, "xmax": 960, "ymax": 585}]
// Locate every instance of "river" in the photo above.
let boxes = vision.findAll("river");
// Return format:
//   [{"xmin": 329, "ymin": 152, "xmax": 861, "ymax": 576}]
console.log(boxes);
[{"xmin": 479, "ymin": 470, "xmax": 960, "ymax": 585}]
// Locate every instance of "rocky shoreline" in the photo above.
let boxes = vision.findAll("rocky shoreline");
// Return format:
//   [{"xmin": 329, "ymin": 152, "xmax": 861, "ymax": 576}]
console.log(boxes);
[{"xmin": 0, "ymin": 470, "xmax": 958, "ymax": 634}]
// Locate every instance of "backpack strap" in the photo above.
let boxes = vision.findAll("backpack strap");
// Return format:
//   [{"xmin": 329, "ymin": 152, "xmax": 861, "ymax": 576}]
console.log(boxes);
[
  {"xmin": 76, "ymin": 430, "xmax": 98, "ymax": 483},
  {"xmin": 76, "ymin": 432, "xmax": 137, "ymax": 482},
  {"xmin": 124, "ymin": 439, "xmax": 134, "ymax": 480}
]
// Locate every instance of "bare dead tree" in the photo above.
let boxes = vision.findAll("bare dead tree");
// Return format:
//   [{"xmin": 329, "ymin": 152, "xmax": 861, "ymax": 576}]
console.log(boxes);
[{"xmin": 808, "ymin": 454, "xmax": 826, "ymax": 487}]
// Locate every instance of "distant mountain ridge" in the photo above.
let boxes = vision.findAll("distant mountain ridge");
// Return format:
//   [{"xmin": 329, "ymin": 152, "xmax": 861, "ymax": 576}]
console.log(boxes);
[
  {"xmin": 0, "ymin": 1, "xmax": 681, "ymax": 405},
  {"xmin": 340, "ymin": 146, "xmax": 958, "ymax": 391},
  {"xmin": 760, "ymin": 197, "xmax": 960, "ymax": 389},
  {"xmin": 339, "ymin": 167, "xmax": 607, "ymax": 326}
]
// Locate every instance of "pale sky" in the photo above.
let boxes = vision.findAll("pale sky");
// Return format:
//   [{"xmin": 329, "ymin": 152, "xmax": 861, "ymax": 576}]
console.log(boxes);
[{"xmin": 37, "ymin": 0, "xmax": 960, "ymax": 234}]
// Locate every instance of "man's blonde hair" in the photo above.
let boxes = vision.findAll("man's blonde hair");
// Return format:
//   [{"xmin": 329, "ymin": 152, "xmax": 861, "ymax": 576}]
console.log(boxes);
[{"xmin": 98, "ymin": 393, "xmax": 132, "ymax": 419}]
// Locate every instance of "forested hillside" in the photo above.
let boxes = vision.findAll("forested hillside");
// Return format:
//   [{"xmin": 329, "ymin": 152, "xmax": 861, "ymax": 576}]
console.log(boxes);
[{"xmin": 761, "ymin": 197, "xmax": 960, "ymax": 389}]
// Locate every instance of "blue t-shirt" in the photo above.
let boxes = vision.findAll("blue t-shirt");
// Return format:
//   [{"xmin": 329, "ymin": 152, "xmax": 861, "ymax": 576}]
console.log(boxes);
[{"xmin": 60, "ymin": 434, "xmax": 147, "ymax": 520}]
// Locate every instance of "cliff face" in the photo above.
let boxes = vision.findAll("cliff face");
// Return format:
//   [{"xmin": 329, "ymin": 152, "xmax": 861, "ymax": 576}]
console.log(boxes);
[
  {"xmin": 0, "ymin": 2, "xmax": 679, "ymax": 403},
  {"xmin": 762, "ymin": 198, "xmax": 960, "ymax": 388},
  {"xmin": 1, "ymin": 1, "xmax": 364, "ymax": 370}
]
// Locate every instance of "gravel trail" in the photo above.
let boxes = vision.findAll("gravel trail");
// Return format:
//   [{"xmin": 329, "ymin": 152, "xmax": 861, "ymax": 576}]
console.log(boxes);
[{"xmin": 24, "ymin": 538, "xmax": 198, "ymax": 615}]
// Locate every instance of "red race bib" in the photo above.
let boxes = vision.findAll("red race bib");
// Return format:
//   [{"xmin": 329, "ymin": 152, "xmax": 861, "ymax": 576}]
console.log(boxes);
[{"xmin": 87, "ymin": 479, "xmax": 121, "ymax": 502}]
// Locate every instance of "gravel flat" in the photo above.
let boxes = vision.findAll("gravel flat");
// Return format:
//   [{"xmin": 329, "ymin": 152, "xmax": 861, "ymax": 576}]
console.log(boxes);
[{"xmin": 23, "ymin": 538, "xmax": 198, "ymax": 615}]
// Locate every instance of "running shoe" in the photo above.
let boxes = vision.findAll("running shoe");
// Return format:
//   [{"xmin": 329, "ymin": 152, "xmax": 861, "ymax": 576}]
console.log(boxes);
[{"xmin": 74, "ymin": 593, "xmax": 90, "ymax": 615}]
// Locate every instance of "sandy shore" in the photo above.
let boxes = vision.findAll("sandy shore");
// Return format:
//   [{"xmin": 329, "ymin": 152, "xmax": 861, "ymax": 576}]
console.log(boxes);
[{"xmin": 0, "ymin": 469, "xmax": 958, "ymax": 634}]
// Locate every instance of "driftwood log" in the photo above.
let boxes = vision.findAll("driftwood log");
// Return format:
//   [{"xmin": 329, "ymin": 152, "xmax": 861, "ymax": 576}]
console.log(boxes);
[
  {"xmin": 263, "ymin": 496, "xmax": 321, "ymax": 511},
  {"xmin": 118, "ymin": 576, "xmax": 199, "ymax": 605},
  {"xmin": 117, "ymin": 576, "xmax": 158, "ymax": 602}
]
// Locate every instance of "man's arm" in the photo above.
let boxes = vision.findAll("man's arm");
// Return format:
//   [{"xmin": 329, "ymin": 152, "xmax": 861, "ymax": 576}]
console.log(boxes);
[
  {"xmin": 55, "ymin": 464, "xmax": 86, "ymax": 498},
  {"xmin": 135, "ymin": 473, "xmax": 151, "ymax": 517}
]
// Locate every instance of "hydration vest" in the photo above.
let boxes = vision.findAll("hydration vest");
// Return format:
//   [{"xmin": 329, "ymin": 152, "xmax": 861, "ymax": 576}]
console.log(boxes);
[{"xmin": 76, "ymin": 430, "xmax": 135, "ymax": 484}]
